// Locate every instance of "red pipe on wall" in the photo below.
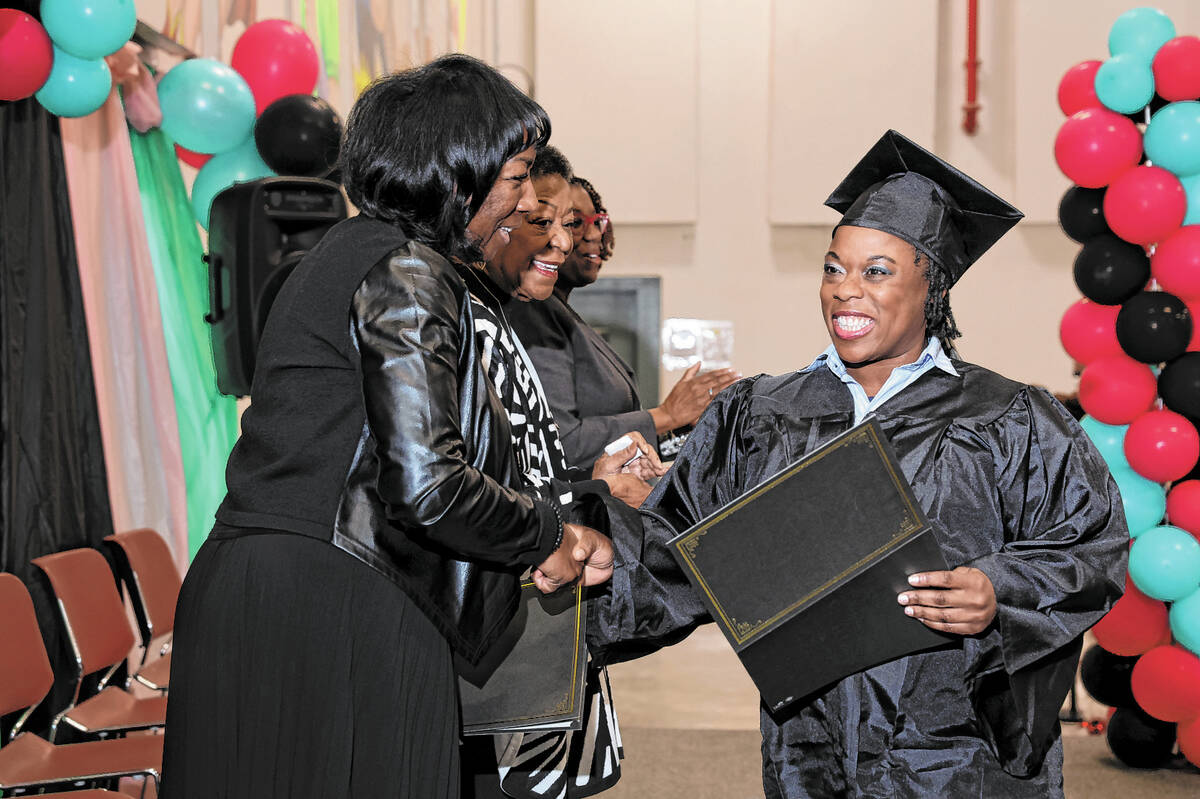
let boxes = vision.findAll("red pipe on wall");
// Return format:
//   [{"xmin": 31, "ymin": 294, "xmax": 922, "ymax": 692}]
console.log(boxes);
[{"xmin": 963, "ymin": 0, "xmax": 980, "ymax": 135}]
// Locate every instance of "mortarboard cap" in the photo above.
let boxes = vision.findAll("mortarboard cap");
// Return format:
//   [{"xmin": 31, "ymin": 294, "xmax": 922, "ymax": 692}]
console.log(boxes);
[{"xmin": 824, "ymin": 130, "xmax": 1024, "ymax": 286}]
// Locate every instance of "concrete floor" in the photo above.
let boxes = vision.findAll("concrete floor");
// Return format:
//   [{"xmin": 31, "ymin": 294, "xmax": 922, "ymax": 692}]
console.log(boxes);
[{"xmin": 603, "ymin": 626, "xmax": 1200, "ymax": 798}]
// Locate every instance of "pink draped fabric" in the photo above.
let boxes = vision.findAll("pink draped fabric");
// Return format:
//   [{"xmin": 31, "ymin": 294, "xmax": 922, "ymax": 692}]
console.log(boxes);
[{"xmin": 60, "ymin": 89, "xmax": 189, "ymax": 567}]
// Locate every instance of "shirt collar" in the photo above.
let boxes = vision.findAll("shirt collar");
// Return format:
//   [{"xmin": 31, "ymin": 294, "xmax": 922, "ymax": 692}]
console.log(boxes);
[{"xmin": 800, "ymin": 337, "xmax": 959, "ymax": 378}]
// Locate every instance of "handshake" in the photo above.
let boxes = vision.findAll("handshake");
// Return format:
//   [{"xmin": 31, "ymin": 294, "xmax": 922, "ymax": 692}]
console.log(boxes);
[{"xmin": 531, "ymin": 522, "xmax": 614, "ymax": 594}]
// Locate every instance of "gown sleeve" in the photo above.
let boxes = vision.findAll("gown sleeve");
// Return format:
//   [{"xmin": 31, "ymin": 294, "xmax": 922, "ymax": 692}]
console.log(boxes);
[
  {"xmin": 936, "ymin": 387, "xmax": 1128, "ymax": 776},
  {"xmin": 586, "ymin": 378, "xmax": 760, "ymax": 664}
]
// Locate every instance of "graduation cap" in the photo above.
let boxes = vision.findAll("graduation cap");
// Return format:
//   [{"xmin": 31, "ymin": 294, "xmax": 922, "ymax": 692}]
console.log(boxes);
[{"xmin": 824, "ymin": 130, "xmax": 1023, "ymax": 286}]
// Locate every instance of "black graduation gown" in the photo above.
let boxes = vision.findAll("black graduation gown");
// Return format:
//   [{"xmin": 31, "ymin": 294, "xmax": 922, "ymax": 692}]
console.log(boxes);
[{"xmin": 588, "ymin": 360, "xmax": 1128, "ymax": 798}]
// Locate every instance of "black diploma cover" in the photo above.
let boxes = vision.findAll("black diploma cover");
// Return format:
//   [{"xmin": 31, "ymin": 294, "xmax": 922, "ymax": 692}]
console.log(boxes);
[
  {"xmin": 668, "ymin": 418, "xmax": 953, "ymax": 712},
  {"xmin": 457, "ymin": 581, "xmax": 588, "ymax": 735}
]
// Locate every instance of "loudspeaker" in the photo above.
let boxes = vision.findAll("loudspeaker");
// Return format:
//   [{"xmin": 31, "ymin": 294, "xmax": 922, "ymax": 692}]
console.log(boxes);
[{"xmin": 205, "ymin": 177, "xmax": 347, "ymax": 397}]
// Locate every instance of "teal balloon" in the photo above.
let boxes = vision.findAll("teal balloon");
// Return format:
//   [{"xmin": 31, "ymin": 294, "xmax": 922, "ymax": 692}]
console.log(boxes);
[
  {"xmin": 190, "ymin": 138, "xmax": 274, "ymax": 229},
  {"xmin": 1081, "ymin": 415, "xmax": 1130, "ymax": 471},
  {"xmin": 1113, "ymin": 467, "xmax": 1167, "ymax": 536},
  {"xmin": 1095, "ymin": 54, "xmax": 1156, "ymax": 115},
  {"xmin": 40, "ymin": 0, "xmax": 137, "ymax": 60},
  {"xmin": 159, "ymin": 59, "xmax": 256, "ymax": 155},
  {"xmin": 1108, "ymin": 7, "xmax": 1176, "ymax": 61},
  {"xmin": 1169, "ymin": 585, "xmax": 1200, "ymax": 656},
  {"xmin": 1129, "ymin": 524, "xmax": 1200, "ymax": 601},
  {"xmin": 1145, "ymin": 102, "xmax": 1200, "ymax": 178},
  {"xmin": 34, "ymin": 46, "xmax": 111, "ymax": 118},
  {"xmin": 1183, "ymin": 173, "xmax": 1200, "ymax": 226}
]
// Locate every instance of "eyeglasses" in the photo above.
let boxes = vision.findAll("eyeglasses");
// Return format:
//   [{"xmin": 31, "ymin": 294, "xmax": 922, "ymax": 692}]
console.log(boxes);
[{"xmin": 571, "ymin": 211, "xmax": 609, "ymax": 234}]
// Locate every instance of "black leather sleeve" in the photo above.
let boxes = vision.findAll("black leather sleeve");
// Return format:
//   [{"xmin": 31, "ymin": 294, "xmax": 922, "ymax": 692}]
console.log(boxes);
[{"xmin": 351, "ymin": 246, "xmax": 561, "ymax": 567}]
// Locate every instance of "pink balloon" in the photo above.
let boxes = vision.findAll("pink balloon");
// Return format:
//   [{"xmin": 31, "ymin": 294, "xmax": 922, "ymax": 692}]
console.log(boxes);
[
  {"xmin": 1104, "ymin": 166, "xmax": 1187, "ymax": 246},
  {"xmin": 1152, "ymin": 226, "xmax": 1200, "ymax": 302},
  {"xmin": 1054, "ymin": 109, "xmax": 1143, "ymax": 189},
  {"xmin": 1058, "ymin": 60, "xmax": 1104, "ymax": 116},
  {"xmin": 231, "ymin": 19, "xmax": 319, "ymax": 113},
  {"xmin": 1167, "ymin": 481, "xmax": 1200, "ymax": 539},
  {"xmin": 1125, "ymin": 409, "xmax": 1200, "ymax": 484},
  {"xmin": 1079, "ymin": 355, "xmax": 1158, "ymax": 424},
  {"xmin": 1153, "ymin": 36, "xmax": 1200, "ymax": 103},
  {"xmin": 0, "ymin": 9, "xmax": 53, "ymax": 102},
  {"xmin": 1060, "ymin": 299, "xmax": 1123, "ymax": 364}
]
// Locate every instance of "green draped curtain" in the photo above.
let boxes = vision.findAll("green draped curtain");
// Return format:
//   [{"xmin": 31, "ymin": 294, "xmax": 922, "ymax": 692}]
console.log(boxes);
[{"xmin": 128, "ymin": 126, "xmax": 238, "ymax": 559}]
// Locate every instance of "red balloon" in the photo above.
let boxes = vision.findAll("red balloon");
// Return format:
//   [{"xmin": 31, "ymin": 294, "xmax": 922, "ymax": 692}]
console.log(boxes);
[
  {"xmin": 1055, "ymin": 109, "xmax": 1143, "ymax": 189},
  {"xmin": 1104, "ymin": 166, "xmax": 1187, "ymax": 246},
  {"xmin": 1125, "ymin": 409, "xmax": 1200, "ymax": 483},
  {"xmin": 231, "ymin": 19, "xmax": 320, "ymax": 113},
  {"xmin": 1078, "ymin": 355, "xmax": 1159, "ymax": 424},
  {"xmin": 174, "ymin": 143, "xmax": 212, "ymax": 169},
  {"xmin": 1167, "ymin": 481, "xmax": 1200, "ymax": 538},
  {"xmin": 1131, "ymin": 644, "xmax": 1200, "ymax": 722},
  {"xmin": 1093, "ymin": 581, "xmax": 1172, "ymax": 656},
  {"xmin": 1180, "ymin": 716, "xmax": 1200, "ymax": 768},
  {"xmin": 1058, "ymin": 60, "xmax": 1104, "ymax": 116},
  {"xmin": 1151, "ymin": 226, "xmax": 1200, "ymax": 302},
  {"xmin": 1060, "ymin": 299, "xmax": 1123, "ymax": 364},
  {"xmin": 1153, "ymin": 36, "xmax": 1200, "ymax": 103},
  {"xmin": 0, "ymin": 10, "xmax": 53, "ymax": 102}
]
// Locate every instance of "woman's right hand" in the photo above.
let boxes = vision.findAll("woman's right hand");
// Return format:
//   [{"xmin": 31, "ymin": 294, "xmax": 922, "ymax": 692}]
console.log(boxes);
[
  {"xmin": 650, "ymin": 362, "xmax": 741, "ymax": 433},
  {"xmin": 532, "ymin": 522, "xmax": 614, "ymax": 593},
  {"xmin": 601, "ymin": 473, "xmax": 653, "ymax": 509}
]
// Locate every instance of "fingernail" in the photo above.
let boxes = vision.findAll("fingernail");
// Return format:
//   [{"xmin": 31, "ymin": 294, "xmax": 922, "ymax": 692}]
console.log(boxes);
[
  {"xmin": 908, "ymin": 574, "xmax": 921, "ymax": 586},
  {"xmin": 897, "ymin": 594, "xmax": 909, "ymax": 605},
  {"xmin": 904, "ymin": 607, "xmax": 915, "ymax": 616}
]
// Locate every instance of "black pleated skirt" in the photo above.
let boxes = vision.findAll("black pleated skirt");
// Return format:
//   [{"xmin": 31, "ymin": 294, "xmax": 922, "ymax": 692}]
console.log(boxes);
[{"xmin": 161, "ymin": 528, "xmax": 460, "ymax": 798}]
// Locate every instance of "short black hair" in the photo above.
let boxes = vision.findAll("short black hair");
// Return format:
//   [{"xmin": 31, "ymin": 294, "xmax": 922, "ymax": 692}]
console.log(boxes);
[
  {"xmin": 570, "ymin": 175, "xmax": 614, "ymax": 260},
  {"xmin": 340, "ymin": 54, "xmax": 551, "ymax": 263},
  {"xmin": 531, "ymin": 145, "xmax": 572, "ymax": 181}
]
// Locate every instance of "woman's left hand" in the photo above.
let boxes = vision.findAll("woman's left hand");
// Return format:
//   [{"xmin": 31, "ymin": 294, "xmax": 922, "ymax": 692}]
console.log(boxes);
[{"xmin": 897, "ymin": 566, "xmax": 996, "ymax": 635}]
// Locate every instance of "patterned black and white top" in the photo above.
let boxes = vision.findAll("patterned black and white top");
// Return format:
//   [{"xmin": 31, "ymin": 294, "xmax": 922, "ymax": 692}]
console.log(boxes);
[
  {"xmin": 470, "ymin": 285, "xmax": 623, "ymax": 799},
  {"xmin": 472, "ymin": 295, "xmax": 571, "ymax": 492}
]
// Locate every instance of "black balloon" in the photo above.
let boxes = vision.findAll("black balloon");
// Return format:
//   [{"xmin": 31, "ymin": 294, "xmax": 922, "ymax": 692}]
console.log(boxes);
[
  {"xmin": 1079, "ymin": 645, "xmax": 1138, "ymax": 709},
  {"xmin": 1073, "ymin": 234, "xmax": 1151, "ymax": 305},
  {"xmin": 1106, "ymin": 705, "xmax": 1177, "ymax": 769},
  {"xmin": 1159, "ymin": 352, "xmax": 1200, "ymax": 419},
  {"xmin": 1059, "ymin": 186, "xmax": 1110, "ymax": 244},
  {"xmin": 255, "ymin": 94, "xmax": 343, "ymax": 178},
  {"xmin": 1116, "ymin": 290, "xmax": 1192, "ymax": 364}
]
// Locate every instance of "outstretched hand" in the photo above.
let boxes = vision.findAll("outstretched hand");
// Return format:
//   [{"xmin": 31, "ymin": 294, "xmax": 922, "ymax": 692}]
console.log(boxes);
[{"xmin": 897, "ymin": 566, "xmax": 996, "ymax": 635}]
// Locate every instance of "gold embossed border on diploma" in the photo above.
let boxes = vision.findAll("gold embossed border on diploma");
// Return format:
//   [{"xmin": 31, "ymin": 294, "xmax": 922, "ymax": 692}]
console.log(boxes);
[{"xmin": 670, "ymin": 423, "xmax": 925, "ymax": 647}]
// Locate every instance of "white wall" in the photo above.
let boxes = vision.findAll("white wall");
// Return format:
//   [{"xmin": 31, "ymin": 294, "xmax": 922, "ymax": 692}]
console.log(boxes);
[{"xmin": 527, "ymin": 0, "xmax": 1200, "ymax": 395}]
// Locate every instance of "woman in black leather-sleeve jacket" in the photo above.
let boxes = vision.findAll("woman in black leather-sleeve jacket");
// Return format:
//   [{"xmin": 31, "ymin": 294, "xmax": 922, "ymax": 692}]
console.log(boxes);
[{"xmin": 160, "ymin": 55, "xmax": 613, "ymax": 799}]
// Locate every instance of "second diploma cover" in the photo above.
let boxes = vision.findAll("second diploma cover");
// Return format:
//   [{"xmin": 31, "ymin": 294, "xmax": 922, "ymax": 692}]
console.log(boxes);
[{"xmin": 668, "ymin": 418, "xmax": 952, "ymax": 711}]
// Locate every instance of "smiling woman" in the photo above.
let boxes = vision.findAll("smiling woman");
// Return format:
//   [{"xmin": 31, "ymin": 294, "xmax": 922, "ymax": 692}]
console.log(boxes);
[{"xmin": 590, "ymin": 130, "xmax": 1130, "ymax": 798}]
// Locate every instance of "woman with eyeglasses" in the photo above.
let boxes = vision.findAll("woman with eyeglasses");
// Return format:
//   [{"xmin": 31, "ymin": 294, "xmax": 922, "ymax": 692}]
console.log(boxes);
[{"xmin": 508, "ymin": 177, "xmax": 741, "ymax": 470}]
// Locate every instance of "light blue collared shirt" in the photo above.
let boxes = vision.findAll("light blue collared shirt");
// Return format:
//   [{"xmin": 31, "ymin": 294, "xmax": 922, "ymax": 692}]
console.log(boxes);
[{"xmin": 799, "ymin": 338, "xmax": 959, "ymax": 424}]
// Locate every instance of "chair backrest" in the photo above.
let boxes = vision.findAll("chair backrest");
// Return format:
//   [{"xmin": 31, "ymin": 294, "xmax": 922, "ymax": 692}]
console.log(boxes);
[
  {"xmin": 32, "ymin": 548, "xmax": 136, "ymax": 676},
  {"xmin": 0, "ymin": 573, "xmax": 55, "ymax": 717},
  {"xmin": 105, "ymin": 528, "xmax": 181, "ymax": 640}
]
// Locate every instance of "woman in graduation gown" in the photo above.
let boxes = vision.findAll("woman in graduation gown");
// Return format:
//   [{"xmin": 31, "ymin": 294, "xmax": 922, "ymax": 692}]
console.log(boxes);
[{"xmin": 589, "ymin": 131, "xmax": 1129, "ymax": 798}]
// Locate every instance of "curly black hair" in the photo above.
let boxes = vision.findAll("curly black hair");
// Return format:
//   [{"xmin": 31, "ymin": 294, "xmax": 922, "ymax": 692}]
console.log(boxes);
[{"xmin": 569, "ymin": 175, "xmax": 614, "ymax": 260}]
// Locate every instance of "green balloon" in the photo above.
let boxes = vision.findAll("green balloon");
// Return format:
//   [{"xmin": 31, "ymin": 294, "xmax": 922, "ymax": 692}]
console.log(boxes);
[
  {"xmin": 190, "ymin": 138, "xmax": 274, "ymax": 229},
  {"xmin": 1112, "ymin": 467, "xmax": 1167, "ymax": 536}
]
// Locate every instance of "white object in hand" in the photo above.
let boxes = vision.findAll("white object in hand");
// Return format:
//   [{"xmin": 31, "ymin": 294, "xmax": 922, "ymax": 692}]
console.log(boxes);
[{"xmin": 604, "ymin": 434, "xmax": 645, "ymax": 467}]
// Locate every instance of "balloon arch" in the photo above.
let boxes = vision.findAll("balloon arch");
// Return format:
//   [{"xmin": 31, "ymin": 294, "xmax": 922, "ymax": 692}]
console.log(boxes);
[{"xmin": 1056, "ymin": 6, "xmax": 1200, "ymax": 770}]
